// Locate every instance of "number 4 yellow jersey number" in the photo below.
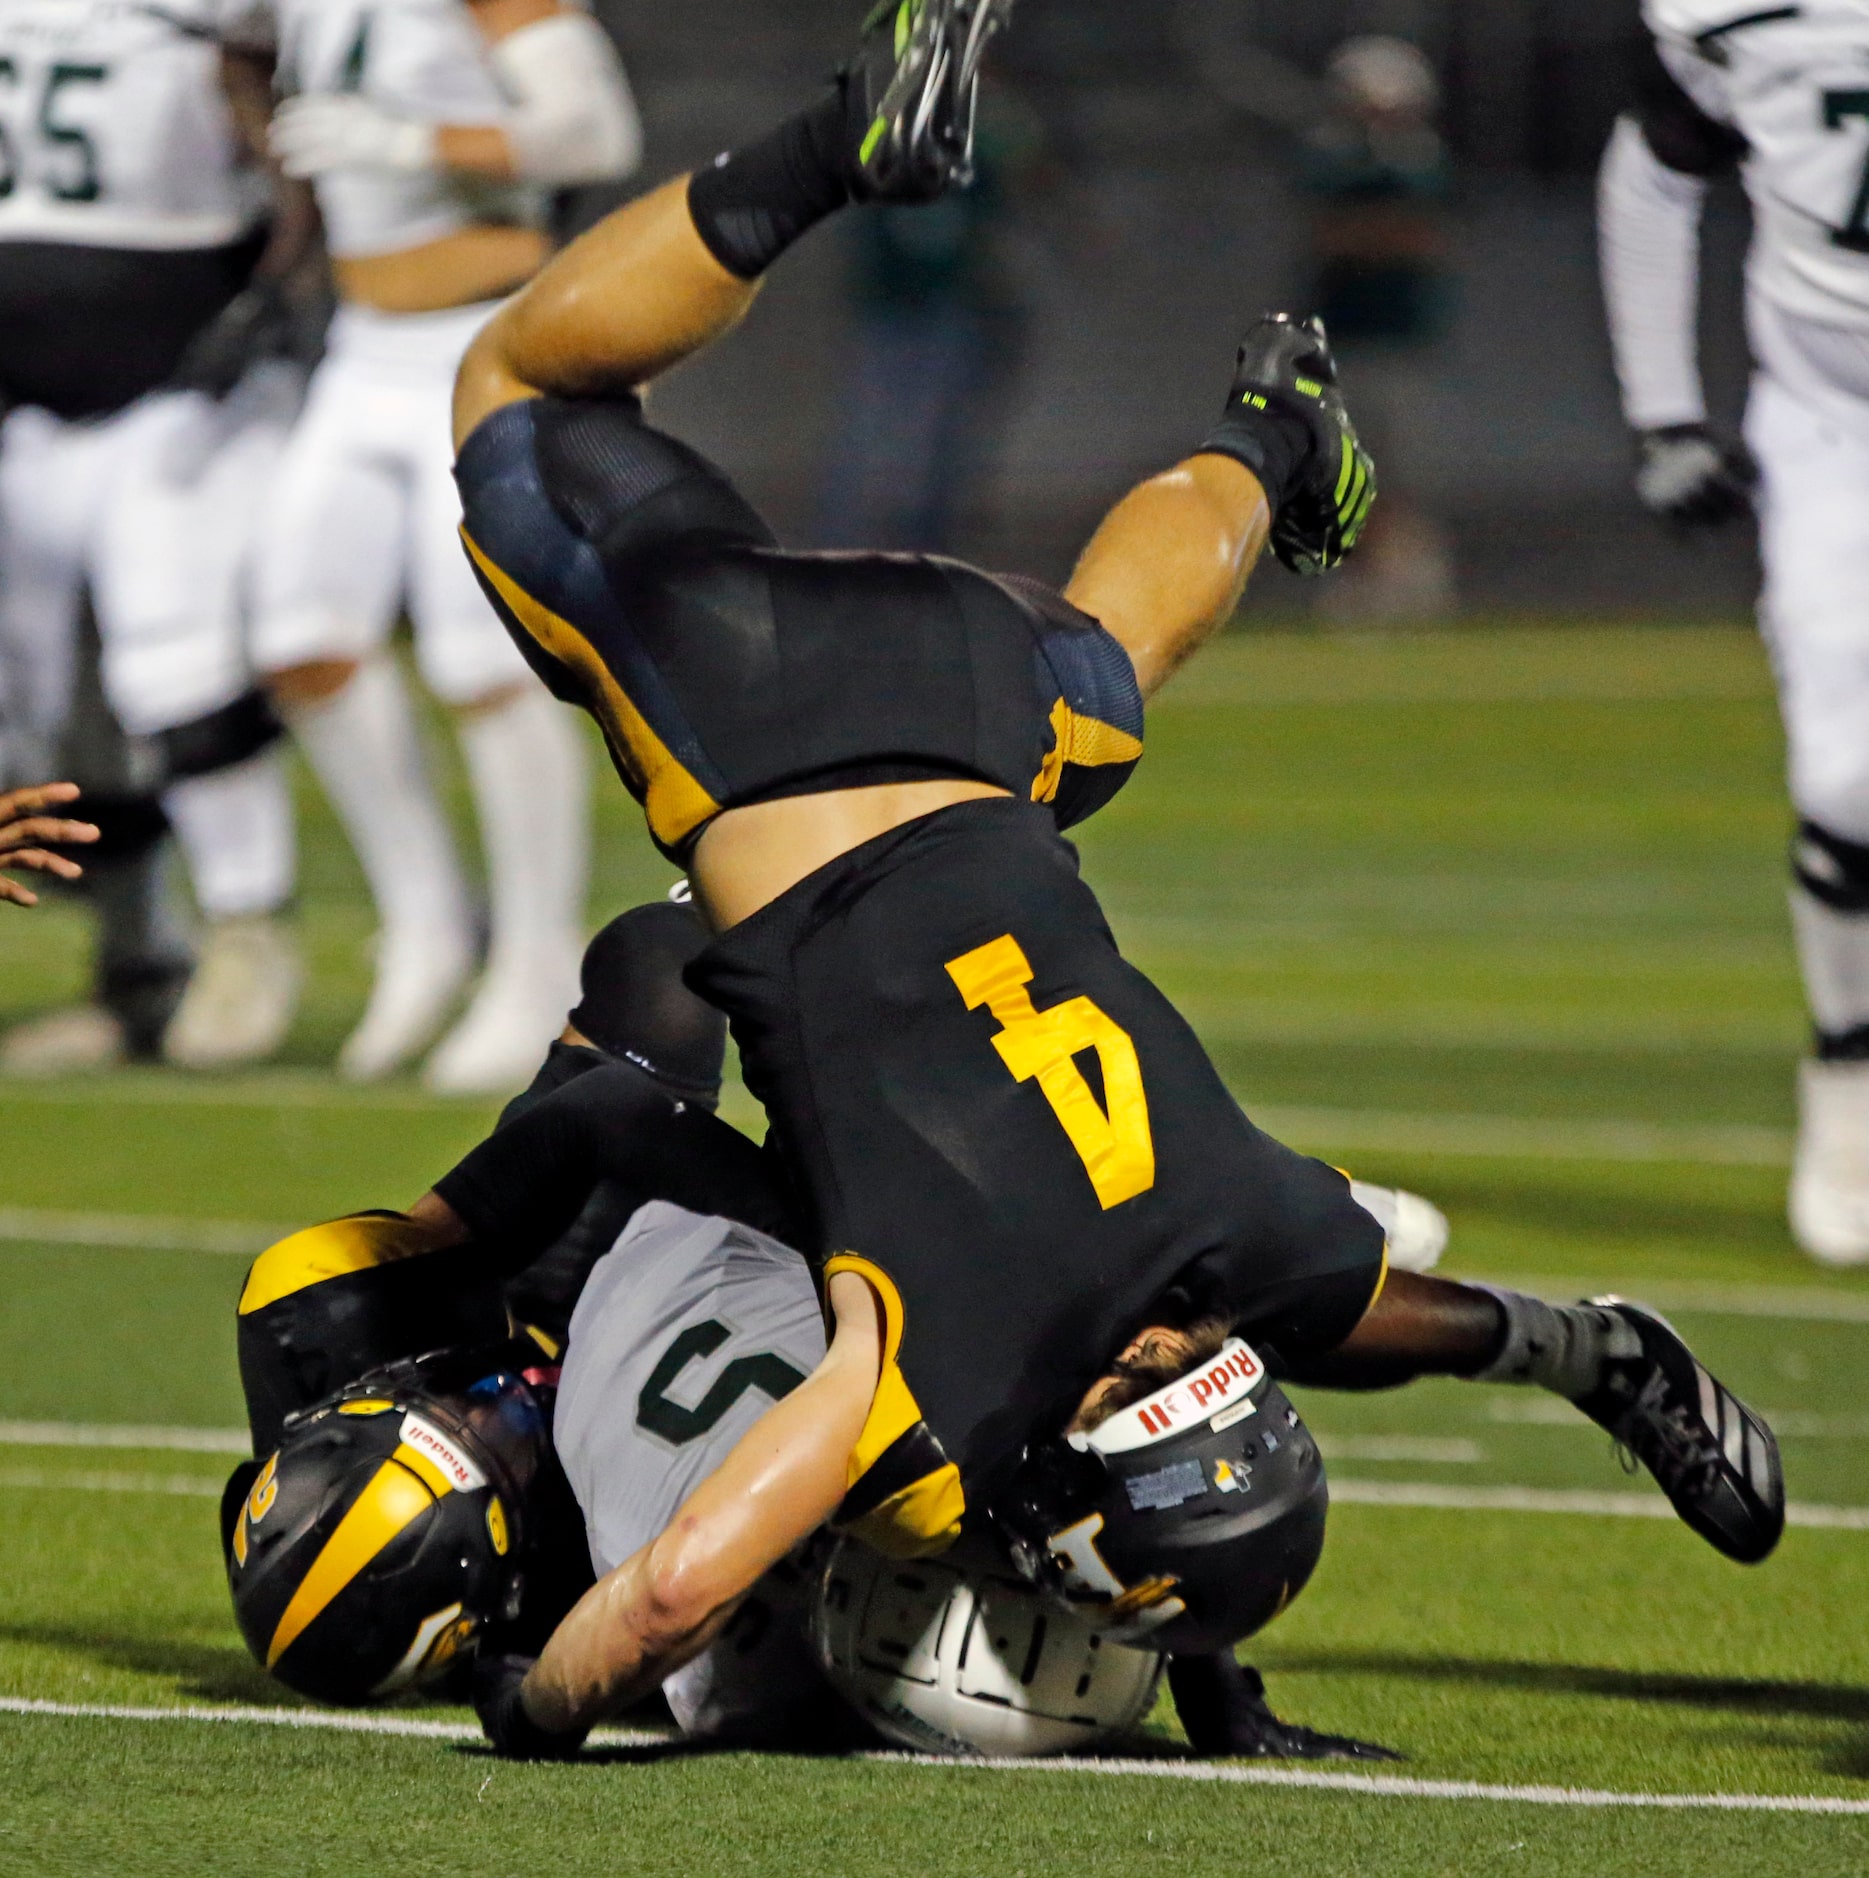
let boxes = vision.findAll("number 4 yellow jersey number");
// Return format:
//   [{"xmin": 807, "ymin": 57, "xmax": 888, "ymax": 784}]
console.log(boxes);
[{"xmin": 946, "ymin": 932, "xmax": 1156, "ymax": 1210}]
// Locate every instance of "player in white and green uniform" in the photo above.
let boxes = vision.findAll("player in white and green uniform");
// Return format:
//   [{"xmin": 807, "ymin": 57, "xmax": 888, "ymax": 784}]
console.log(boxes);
[{"xmin": 0, "ymin": 0, "xmax": 308, "ymax": 1070}]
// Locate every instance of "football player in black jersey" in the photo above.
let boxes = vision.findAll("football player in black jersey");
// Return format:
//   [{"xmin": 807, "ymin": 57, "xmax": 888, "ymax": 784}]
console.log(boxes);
[
  {"xmin": 231, "ymin": 894, "xmax": 1399, "ymax": 1758},
  {"xmin": 444, "ymin": 0, "xmax": 1784, "ymax": 1760}
]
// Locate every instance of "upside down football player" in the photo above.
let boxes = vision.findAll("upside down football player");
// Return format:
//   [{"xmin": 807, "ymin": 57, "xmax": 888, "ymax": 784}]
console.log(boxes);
[
  {"xmin": 429, "ymin": 0, "xmax": 1786, "ymax": 1759},
  {"xmin": 227, "ymin": 900, "xmax": 1454, "ymax": 1757}
]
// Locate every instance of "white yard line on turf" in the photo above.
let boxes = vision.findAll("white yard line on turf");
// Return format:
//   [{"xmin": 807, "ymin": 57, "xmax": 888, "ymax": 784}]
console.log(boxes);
[
  {"xmin": 0, "ymin": 1466, "xmax": 223, "ymax": 1497},
  {"xmin": 0, "ymin": 1698, "xmax": 661, "ymax": 1747},
  {"xmin": 9, "ymin": 1462, "xmax": 1869, "ymax": 1531},
  {"xmin": 1255, "ymin": 1106, "xmax": 1793, "ymax": 1168},
  {"xmin": 0, "ymin": 1208, "xmax": 281, "ymax": 1254},
  {"xmin": 1330, "ymin": 1479, "xmax": 1869, "ymax": 1529},
  {"xmin": 0, "ymin": 1699, "xmax": 1861, "ymax": 1814},
  {"xmin": 862, "ymin": 1752, "xmax": 1869, "ymax": 1814},
  {"xmin": 0, "ymin": 1421, "xmax": 248, "ymax": 1453},
  {"xmin": 1485, "ymin": 1397, "xmax": 1869, "ymax": 1438},
  {"xmin": 1493, "ymin": 1275, "xmax": 1869, "ymax": 1325}
]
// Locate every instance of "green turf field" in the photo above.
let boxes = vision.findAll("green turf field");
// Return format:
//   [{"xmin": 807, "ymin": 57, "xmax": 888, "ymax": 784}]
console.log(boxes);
[{"xmin": 3, "ymin": 622, "xmax": 1866, "ymax": 1876}]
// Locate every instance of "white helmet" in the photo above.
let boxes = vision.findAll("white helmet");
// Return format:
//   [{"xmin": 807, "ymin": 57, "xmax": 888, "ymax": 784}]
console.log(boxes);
[{"xmin": 813, "ymin": 1532, "xmax": 1164, "ymax": 1757}]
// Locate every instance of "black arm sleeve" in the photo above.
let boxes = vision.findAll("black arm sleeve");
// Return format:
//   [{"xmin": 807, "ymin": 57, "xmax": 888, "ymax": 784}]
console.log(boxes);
[
  {"xmin": 433, "ymin": 1063, "xmax": 791, "ymax": 1272},
  {"xmin": 1632, "ymin": 38, "xmax": 1747, "ymax": 178}
]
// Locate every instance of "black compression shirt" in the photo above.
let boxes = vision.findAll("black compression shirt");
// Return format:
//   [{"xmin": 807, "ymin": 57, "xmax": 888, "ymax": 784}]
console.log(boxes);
[
  {"xmin": 436, "ymin": 1057, "xmax": 792, "ymax": 1277},
  {"xmin": 0, "ymin": 235, "xmax": 264, "ymax": 418}
]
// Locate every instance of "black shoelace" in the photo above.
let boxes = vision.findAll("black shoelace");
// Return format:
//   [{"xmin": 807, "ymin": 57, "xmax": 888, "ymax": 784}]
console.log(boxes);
[{"xmin": 1607, "ymin": 1366, "xmax": 1724, "ymax": 1502}]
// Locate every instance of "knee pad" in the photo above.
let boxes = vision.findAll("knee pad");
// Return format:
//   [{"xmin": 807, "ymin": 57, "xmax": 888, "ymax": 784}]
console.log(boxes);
[
  {"xmin": 1792, "ymin": 819, "xmax": 1869, "ymax": 915},
  {"xmin": 158, "ymin": 688, "xmax": 284, "ymax": 783}
]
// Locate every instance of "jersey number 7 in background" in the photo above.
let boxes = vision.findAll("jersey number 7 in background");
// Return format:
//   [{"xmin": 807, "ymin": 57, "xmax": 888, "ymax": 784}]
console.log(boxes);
[{"xmin": 946, "ymin": 935, "xmax": 1156, "ymax": 1209}]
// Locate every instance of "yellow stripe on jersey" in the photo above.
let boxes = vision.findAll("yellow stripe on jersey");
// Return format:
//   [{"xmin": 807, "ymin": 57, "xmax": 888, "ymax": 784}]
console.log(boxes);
[
  {"xmin": 266, "ymin": 1458, "xmax": 436, "ymax": 1668},
  {"xmin": 461, "ymin": 530, "xmax": 721, "ymax": 853},
  {"xmin": 238, "ymin": 1213, "xmax": 439, "ymax": 1316},
  {"xmin": 1030, "ymin": 697, "xmax": 1145, "ymax": 807},
  {"xmin": 824, "ymin": 1253, "xmax": 966, "ymax": 1558}
]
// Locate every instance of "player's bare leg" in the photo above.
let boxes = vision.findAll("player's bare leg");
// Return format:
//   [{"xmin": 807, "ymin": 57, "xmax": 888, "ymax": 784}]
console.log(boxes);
[{"xmin": 457, "ymin": 0, "xmax": 1009, "ymax": 441}]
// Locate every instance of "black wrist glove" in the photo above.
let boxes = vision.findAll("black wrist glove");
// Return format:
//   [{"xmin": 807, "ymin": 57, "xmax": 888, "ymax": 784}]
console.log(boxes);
[
  {"xmin": 1167, "ymin": 1653, "xmax": 1403, "ymax": 1762},
  {"xmin": 472, "ymin": 1652, "xmax": 588, "ymax": 1761},
  {"xmin": 1634, "ymin": 422, "xmax": 1756, "ymax": 529},
  {"xmin": 170, "ymin": 280, "xmax": 296, "ymax": 400},
  {"xmin": 1195, "ymin": 313, "xmax": 1376, "ymax": 577}
]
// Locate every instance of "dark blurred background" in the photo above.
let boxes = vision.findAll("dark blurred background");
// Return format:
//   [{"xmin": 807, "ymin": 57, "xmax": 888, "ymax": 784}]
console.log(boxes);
[{"xmin": 585, "ymin": 0, "xmax": 1758, "ymax": 617}]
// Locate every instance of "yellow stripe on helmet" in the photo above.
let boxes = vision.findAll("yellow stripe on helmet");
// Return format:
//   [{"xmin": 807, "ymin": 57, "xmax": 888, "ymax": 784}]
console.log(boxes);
[
  {"xmin": 239, "ymin": 1213, "xmax": 439, "ymax": 1316},
  {"xmin": 265, "ymin": 1459, "xmax": 437, "ymax": 1669}
]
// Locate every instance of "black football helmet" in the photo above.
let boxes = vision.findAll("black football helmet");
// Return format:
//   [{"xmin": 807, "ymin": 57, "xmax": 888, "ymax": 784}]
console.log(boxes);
[
  {"xmin": 223, "ymin": 1352, "xmax": 552, "ymax": 1704},
  {"xmin": 988, "ymin": 1338, "xmax": 1327, "ymax": 1655}
]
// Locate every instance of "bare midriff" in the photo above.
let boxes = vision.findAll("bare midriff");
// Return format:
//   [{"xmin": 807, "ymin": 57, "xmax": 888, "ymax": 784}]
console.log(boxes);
[
  {"xmin": 689, "ymin": 779, "xmax": 1014, "ymax": 933},
  {"xmin": 335, "ymin": 225, "xmax": 550, "ymax": 315}
]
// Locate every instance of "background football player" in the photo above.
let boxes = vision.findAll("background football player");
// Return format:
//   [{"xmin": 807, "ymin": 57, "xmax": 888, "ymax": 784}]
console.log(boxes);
[
  {"xmin": 443, "ymin": 0, "xmax": 1785, "ymax": 1758},
  {"xmin": 0, "ymin": 0, "xmax": 317, "ymax": 1071},
  {"xmin": 243, "ymin": 0, "xmax": 641, "ymax": 1091},
  {"xmin": 1599, "ymin": 0, "xmax": 1869, "ymax": 1263}
]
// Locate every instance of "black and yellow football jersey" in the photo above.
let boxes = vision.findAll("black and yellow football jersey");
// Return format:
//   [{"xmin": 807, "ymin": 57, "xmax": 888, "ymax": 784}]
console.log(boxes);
[
  {"xmin": 690, "ymin": 795, "xmax": 1389, "ymax": 1503},
  {"xmin": 453, "ymin": 395, "xmax": 1145, "ymax": 861}
]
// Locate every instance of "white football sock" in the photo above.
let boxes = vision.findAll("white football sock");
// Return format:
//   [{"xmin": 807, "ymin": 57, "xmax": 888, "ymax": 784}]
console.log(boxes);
[
  {"xmin": 425, "ymin": 686, "xmax": 587, "ymax": 1092},
  {"xmin": 288, "ymin": 654, "xmax": 471, "ymax": 949},
  {"xmin": 459, "ymin": 684, "xmax": 587, "ymax": 987},
  {"xmin": 163, "ymin": 751, "xmax": 296, "ymax": 919},
  {"xmin": 288, "ymin": 655, "xmax": 475, "ymax": 1078},
  {"xmin": 1790, "ymin": 883, "xmax": 1869, "ymax": 1041}
]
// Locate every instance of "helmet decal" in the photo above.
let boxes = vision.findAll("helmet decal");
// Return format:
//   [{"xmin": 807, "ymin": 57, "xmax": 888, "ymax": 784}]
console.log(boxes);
[
  {"xmin": 265, "ymin": 1458, "xmax": 435, "ymax": 1667},
  {"xmin": 1077, "ymin": 1338, "xmax": 1265, "ymax": 1455},
  {"xmin": 397, "ymin": 1413, "xmax": 488, "ymax": 1494},
  {"xmin": 370, "ymin": 1601, "xmax": 474, "ymax": 1699}
]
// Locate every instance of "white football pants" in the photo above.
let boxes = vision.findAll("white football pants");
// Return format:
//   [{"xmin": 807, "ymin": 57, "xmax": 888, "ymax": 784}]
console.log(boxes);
[
  {"xmin": 0, "ymin": 369, "xmax": 296, "ymax": 779},
  {"xmin": 1747, "ymin": 307, "xmax": 1869, "ymax": 846},
  {"xmin": 251, "ymin": 300, "xmax": 532, "ymax": 703}
]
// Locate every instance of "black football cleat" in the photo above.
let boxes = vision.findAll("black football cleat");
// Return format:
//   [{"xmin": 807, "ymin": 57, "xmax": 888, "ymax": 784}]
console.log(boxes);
[
  {"xmin": 844, "ymin": 0, "xmax": 1012, "ymax": 202},
  {"xmin": 1570, "ymin": 1299, "xmax": 1784, "ymax": 1564},
  {"xmin": 1167, "ymin": 1656, "xmax": 1404, "ymax": 1764}
]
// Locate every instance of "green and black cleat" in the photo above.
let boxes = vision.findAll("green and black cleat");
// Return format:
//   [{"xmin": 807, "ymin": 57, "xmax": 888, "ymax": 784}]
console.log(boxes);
[
  {"xmin": 843, "ymin": 0, "xmax": 1013, "ymax": 202},
  {"xmin": 1570, "ymin": 1299, "xmax": 1784, "ymax": 1564},
  {"xmin": 1227, "ymin": 313, "xmax": 1376, "ymax": 577}
]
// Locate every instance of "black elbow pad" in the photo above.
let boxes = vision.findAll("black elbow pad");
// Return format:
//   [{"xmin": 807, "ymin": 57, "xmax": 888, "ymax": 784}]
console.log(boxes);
[{"xmin": 1631, "ymin": 40, "xmax": 1748, "ymax": 177}]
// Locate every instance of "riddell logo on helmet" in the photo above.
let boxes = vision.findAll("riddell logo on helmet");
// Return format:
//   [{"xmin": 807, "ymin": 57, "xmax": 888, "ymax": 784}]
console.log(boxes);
[
  {"xmin": 1085, "ymin": 1340, "xmax": 1266, "ymax": 1455},
  {"xmin": 399, "ymin": 1415, "xmax": 488, "ymax": 1495}
]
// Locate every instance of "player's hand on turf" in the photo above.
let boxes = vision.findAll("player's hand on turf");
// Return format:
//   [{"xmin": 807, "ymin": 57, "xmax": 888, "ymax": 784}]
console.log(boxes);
[
  {"xmin": 1199, "ymin": 314, "xmax": 1376, "ymax": 577},
  {"xmin": 473, "ymin": 1651, "xmax": 588, "ymax": 1761},
  {"xmin": 270, "ymin": 95, "xmax": 436, "ymax": 179},
  {"xmin": 1167, "ymin": 1653, "xmax": 1403, "ymax": 1763},
  {"xmin": 0, "ymin": 782, "xmax": 97, "ymax": 907},
  {"xmin": 1634, "ymin": 423, "xmax": 1756, "ymax": 529}
]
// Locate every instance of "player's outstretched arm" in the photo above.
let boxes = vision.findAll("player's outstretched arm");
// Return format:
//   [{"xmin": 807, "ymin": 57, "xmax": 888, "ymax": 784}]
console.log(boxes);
[
  {"xmin": 1066, "ymin": 315, "xmax": 1375, "ymax": 699},
  {"xmin": 477, "ymin": 1270, "xmax": 885, "ymax": 1756},
  {"xmin": 0, "ymin": 783, "xmax": 97, "ymax": 907}
]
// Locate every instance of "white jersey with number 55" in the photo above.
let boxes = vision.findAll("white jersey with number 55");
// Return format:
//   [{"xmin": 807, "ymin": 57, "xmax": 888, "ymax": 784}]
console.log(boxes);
[
  {"xmin": 0, "ymin": 0, "xmax": 265, "ymax": 250},
  {"xmin": 1649, "ymin": 0, "xmax": 1869, "ymax": 327}
]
